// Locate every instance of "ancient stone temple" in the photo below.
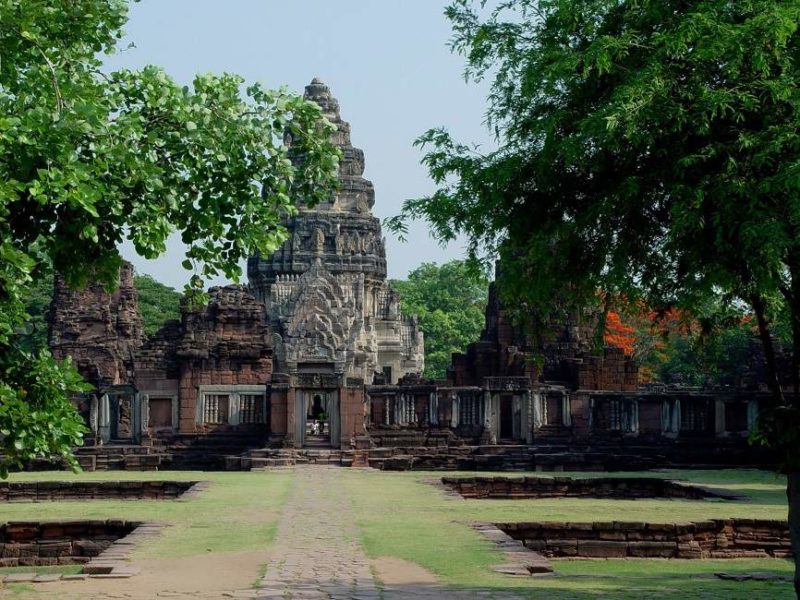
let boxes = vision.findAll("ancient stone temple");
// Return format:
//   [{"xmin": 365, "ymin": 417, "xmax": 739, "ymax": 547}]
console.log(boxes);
[
  {"xmin": 47, "ymin": 79, "xmax": 772, "ymax": 472},
  {"xmin": 49, "ymin": 79, "xmax": 424, "ymax": 460},
  {"xmin": 248, "ymin": 78, "xmax": 424, "ymax": 386},
  {"xmin": 247, "ymin": 78, "xmax": 423, "ymax": 449}
]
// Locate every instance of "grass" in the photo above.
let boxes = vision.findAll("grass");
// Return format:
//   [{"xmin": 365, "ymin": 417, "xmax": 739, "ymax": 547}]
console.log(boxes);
[
  {"xmin": 0, "ymin": 470, "xmax": 292, "ymax": 558},
  {"xmin": 340, "ymin": 468, "xmax": 793, "ymax": 599},
  {"xmin": 0, "ymin": 566, "xmax": 81, "ymax": 575},
  {"xmin": 0, "ymin": 468, "xmax": 792, "ymax": 598}
]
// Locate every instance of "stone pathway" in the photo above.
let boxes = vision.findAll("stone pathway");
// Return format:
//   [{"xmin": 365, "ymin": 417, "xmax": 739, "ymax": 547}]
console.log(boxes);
[{"xmin": 256, "ymin": 466, "xmax": 519, "ymax": 600}]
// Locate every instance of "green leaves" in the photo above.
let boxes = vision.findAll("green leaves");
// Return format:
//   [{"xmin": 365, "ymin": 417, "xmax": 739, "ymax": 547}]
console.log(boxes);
[
  {"xmin": 0, "ymin": 0, "xmax": 339, "ymax": 473},
  {"xmin": 390, "ymin": 261, "xmax": 489, "ymax": 379},
  {"xmin": 396, "ymin": 0, "xmax": 800, "ymax": 325}
]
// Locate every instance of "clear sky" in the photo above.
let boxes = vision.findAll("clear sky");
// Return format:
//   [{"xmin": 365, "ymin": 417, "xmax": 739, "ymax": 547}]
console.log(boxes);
[{"xmin": 106, "ymin": 0, "xmax": 493, "ymax": 289}]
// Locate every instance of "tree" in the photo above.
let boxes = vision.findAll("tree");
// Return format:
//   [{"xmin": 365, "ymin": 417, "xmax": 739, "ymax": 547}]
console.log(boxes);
[
  {"xmin": 390, "ymin": 261, "xmax": 489, "ymax": 379},
  {"xmin": 388, "ymin": 1, "xmax": 800, "ymax": 592},
  {"xmin": 603, "ymin": 310, "xmax": 636, "ymax": 357},
  {"xmin": 0, "ymin": 0, "xmax": 339, "ymax": 473},
  {"xmin": 134, "ymin": 274, "xmax": 182, "ymax": 336}
]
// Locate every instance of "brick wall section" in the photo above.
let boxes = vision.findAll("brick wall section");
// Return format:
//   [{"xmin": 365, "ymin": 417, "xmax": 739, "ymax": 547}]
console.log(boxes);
[
  {"xmin": 175, "ymin": 286, "xmax": 272, "ymax": 433},
  {"xmin": 0, "ymin": 520, "xmax": 138, "ymax": 567},
  {"xmin": 441, "ymin": 476, "xmax": 733, "ymax": 500},
  {"xmin": 0, "ymin": 481, "xmax": 197, "ymax": 501},
  {"xmin": 49, "ymin": 262, "xmax": 144, "ymax": 388},
  {"xmin": 638, "ymin": 397, "xmax": 663, "ymax": 434},
  {"xmin": 569, "ymin": 394, "xmax": 591, "ymax": 435},
  {"xmin": 497, "ymin": 519, "xmax": 791, "ymax": 559},
  {"xmin": 340, "ymin": 386, "xmax": 365, "ymax": 447},
  {"xmin": 577, "ymin": 346, "xmax": 639, "ymax": 391}
]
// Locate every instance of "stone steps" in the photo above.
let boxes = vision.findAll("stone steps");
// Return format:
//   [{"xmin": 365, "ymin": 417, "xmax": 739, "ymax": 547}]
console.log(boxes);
[{"xmin": 231, "ymin": 446, "xmax": 350, "ymax": 470}]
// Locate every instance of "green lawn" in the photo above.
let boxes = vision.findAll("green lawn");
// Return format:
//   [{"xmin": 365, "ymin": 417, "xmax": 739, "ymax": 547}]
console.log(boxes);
[
  {"xmin": 0, "ymin": 468, "xmax": 792, "ymax": 599},
  {"xmin": 341, "ymin": 468, "xmax": 793, "ymax": 599},
  {"xmin": 0, "ymin": 470, "xmax": 292, "ymax": 558}
]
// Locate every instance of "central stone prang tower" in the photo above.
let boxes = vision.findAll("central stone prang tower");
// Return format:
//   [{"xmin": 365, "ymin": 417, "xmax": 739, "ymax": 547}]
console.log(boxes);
[{"xmin": 247, "ymin": 79, "xmax": 424, "ymax": 385}]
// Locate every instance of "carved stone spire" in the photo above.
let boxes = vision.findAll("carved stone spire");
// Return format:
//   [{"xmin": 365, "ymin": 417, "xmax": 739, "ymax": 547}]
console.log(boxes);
[
  {"xmin": 301, "ymin": 79, "xmax": 374, "ymax": 213},
  {"xmin": 247, "ymin": 80, "xmax": 424, "ymax": 382},
  {"xmin": 248, "ymin": 79, "xmax": 386, "ymax": 288}
]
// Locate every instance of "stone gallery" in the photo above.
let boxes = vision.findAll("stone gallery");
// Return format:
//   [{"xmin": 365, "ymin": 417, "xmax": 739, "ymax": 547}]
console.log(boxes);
[{"xmin": 48, "ymin": 80, "xmax": 771, "ymax": 471}]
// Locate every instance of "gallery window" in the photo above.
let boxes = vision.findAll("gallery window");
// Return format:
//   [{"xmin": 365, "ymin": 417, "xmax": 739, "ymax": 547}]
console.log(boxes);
[{"xmin": 197, "ymin": 386, "xmax": 268, "ymax": 426}]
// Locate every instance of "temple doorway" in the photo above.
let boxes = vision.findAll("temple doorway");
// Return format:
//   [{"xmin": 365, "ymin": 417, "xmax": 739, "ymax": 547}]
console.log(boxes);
[
  {"xmin": 295, "ymin": 390, "xmax": 340, "ymax": 448},
  {"xmin": 499, "ymin": 395, "xmax": 514, "ymax": 440},
  {"xmin": 306, "ymin": 393, "xmax": 330, "ymax": 445},
  {"xmin": 101, "ymin": 385, "xmax": 139, "ymax": 443}
]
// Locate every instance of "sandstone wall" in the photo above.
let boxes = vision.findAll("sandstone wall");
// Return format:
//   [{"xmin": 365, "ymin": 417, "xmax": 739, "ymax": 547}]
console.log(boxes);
[
  {"xmin": 441, "ymin": 476, "xmax": 731, "ymax": 500},
  {"xmin": 175, "ymin": 286, "xmax": 273, "ymax": 433},
  {"xmin": 0, "ymin": 520, "xmax": 138, "ymax": 567},
  {"xmin": 0, "ymin": 481, "xmax": 198, "ymax": 502},
  {"xmin": 498, "ymin": 519, "xmax": 791, "ymax": 559},
  {"xmin": 49, "ymin": 261, "xmax": 143, "ymax": 388}
]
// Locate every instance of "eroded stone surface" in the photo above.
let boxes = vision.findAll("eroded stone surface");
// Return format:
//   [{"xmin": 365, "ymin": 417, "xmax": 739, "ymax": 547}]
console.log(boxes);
[
  {"xmin": 256, "ymin": 466, "xmax": 519, "ymax": 600},
  {"xmin": 248, "ymin": 79, "xmax": 424, "ymax": 385}
]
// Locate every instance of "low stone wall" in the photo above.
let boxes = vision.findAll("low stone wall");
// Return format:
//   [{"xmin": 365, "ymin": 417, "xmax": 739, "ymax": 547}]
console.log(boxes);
[
  {"xmin": 496, "ymin": 519, "xmax": 791, "ymax": 559},
  {"xmin": 0, "ymin": 520, "xmax": 138, "ymax": 567},
  {"xmin": 442, "ymin": 476, "xmax": 736, "ymax": 500},
  {"xmin": 0, "ymin": 480, "xmax": 202, "ymax": 502}
]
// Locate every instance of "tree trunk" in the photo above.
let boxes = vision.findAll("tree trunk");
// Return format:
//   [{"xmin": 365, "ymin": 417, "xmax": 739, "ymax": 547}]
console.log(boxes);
[
  {"xmin": 789, "ymin": 472, "xmax": 800, "ymax": 598},
  {"xmin": 750, "ymin": 293, "xmax": 799, "ymax": 596},
  {"xmin": 750, "ymin": 294, "xmax": 785, "ymax": 406}
]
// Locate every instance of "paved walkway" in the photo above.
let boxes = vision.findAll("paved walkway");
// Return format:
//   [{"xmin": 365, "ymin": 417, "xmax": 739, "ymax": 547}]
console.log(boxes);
[{"xmin": 256, "ymin": 466, "xmax": 518, "ymax": 600}]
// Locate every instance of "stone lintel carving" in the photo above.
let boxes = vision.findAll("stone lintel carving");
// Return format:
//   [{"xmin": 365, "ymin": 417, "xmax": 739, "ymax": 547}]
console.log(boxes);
[
  {"xmin": 293, "ymin": 373, "xmax": 342, "ymax": 389},
  {"xmin": 484, "ymin": 376, "xmax": 532, "ymax": 392}
]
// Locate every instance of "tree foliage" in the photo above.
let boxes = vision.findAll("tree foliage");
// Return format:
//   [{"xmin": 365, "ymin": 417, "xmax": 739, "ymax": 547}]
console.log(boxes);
[
  {"xmin": 0, "ymin": 0, "xmax": 339, "ymax": 471},
  {"xmin": 134, "ymin": 274, "xmax": 182, "ymax": 336},
  {"xmin": 392, "ymin": 0, "xmax": 800, "ymax": 431},
  {"xmin": 389, "ymin": 1, "xmax": 800, "ymax": 589},
  {"xmin": 390, "ymin": 261, "xmax": 489, "ymax": 380}
]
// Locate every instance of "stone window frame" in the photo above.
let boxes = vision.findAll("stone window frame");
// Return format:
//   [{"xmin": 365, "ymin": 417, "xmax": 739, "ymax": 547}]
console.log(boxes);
[
  {"xmin": 680, "ymin": 397, "xmax": 711, "ymax": 433},
  {"xmin": 195, "ymin": 385, "xmax": 267, "ymax": 426},
  {"xmin": 589, "ymin": 396, "xmax": 639, "ymax": 434},
  {"xmin": 661, "ymin": 397, "xmax": 681, "ymax": 435},
  {"xmin": 608, "ymin": 397, "xmax": 638, "ymax": 433},
  {"xmin": 138, "ymin": 393, "xmax": 178, "ymax": 433}
]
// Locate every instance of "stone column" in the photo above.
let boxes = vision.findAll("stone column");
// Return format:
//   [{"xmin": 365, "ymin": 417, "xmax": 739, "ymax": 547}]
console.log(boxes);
[
  {"xmin": 98, "ymin": 394, "xmax": 111, "ymax": 443},
  {"xmin": 139, "ymin": 394, "xmax": 150, "ymax": 437},
  {"xmin": 630, "ymin": 399, "xmax": 639, "ymax": 433},
  {"xmin": 532, "ymin": 392, "xmax": 543, "ymax": 430},
  {"xmin": 172, "ymin": 395, "xmax": 179, "ymax": 432},
  {"xmin": 491, "ymin": 394, "xmax": 499, "ymax": 443},
  {"xmin": 524, "ymin": 390, "xmax": 533, "ymax": 443},
  {"xmin": 384, "ymin": 396, "xmax": 390, "ymax": 425},
  {"xmin": 452, "ymin": 394, "xmax": 460, "ymax": 428},
  {"xmin": 90, "ymin": 396, "xmax": 99, "ymax": 435},
  {"xmin": 562, "ymin": 394, "xmax": 572, "ymax": 427},
  {"xmin": 714, "ymin": 398, "xmax": 726, "ymax": 436},
  {"xmin": 285, "ymin": 388, "xmax": 297, "ymax": 447},
  {"xmin": 482, "ymin": 390, "xmax": 491, "ymax": 436},
  {"xmin": 747, "ymin": 399, "xmax": 759, "ymax": 433},
  {"xmin": 429, "ymin": 392, "xmax": 438, "ymax": 426}
]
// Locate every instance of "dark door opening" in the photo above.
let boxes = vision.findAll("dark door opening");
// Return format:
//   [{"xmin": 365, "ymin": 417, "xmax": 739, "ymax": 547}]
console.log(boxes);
[
  {"xmin": 500, "ymin": 395, "xmax": 514, "ymax": 439},
  {"xmin": 109, "ymin": 394, "xmax": 133, "ymax": 441},
  {"xmin": 148, "ymin": 397, "xmax": 172, "ymax": 431},
  {"xmin": 305, "ymin": 393, "xmax": 331, "ymax": 443}
]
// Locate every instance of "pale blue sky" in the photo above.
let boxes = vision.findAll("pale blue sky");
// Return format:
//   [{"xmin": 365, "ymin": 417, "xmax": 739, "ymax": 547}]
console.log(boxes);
[{"xmin": 107, "ymin": 0, "xmax": 492, "ymax": 289}]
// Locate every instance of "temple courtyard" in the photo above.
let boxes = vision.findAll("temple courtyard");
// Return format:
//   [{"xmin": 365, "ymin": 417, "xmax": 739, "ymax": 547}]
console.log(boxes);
[{"xmin": 0, "ymin": 467, "xmax": 791, "ymax": 599}]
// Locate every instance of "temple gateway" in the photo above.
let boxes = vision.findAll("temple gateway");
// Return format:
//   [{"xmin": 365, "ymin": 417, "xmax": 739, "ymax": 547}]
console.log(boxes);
[{"xmin": 48, "ymin": 80, "xmax": 772, "ymax": 471}]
